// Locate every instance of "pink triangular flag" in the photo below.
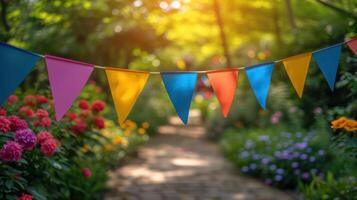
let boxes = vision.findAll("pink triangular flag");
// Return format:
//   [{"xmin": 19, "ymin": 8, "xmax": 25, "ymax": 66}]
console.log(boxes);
[
  {"xmin": 347, "ymin": 38, "xmax": 357, "ymax": 56},
  {"xmin": 45, "ymin": 55, "xmax": 94, "ymax": 121}
]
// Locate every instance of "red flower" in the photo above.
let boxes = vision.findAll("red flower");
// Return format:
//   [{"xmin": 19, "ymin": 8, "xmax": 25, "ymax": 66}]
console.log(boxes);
[
  {"xmin": 65, "ymin": 112, "xmax": 77, "ymax": 121},
  {"xmin": 0, "ymin": 116, "xmax": 11, "ymax": 133},
  {"xmin": 38, "ymin": 117, "xmax": 52, "ymax": 128},
  {"xmin": 78, "ymin": 100, "xmax": 90, "ymax": 110},
  {"xmin": 19, "ymin": 106, "xmax": 35, "ymax": 118},
  {"xmin": 91, "ymin": 100, "xmax": 105, "ymax": 113},
  {"xmin": 37, "ymin": 131, "xmax": 54, "ymax": 144},
  {"xmin": 36, "ymin": 109, "xmax": 49, "ymax": 119},
  {"xmin": 72, "ymin": 119, "xmax": 87, "ymax": 134},
  {"xmin": 24, "ymin": 95, "xmax": 36, "ymax": 106},
  {"xmin": 7, "ymin": 95, "xmax": 19, "ymax": 104},
  {"xmin": 16, "ymin": 193, "xmax": 33, "ymax": 200},
  {"xmin": 92, "ymin": 116, "xmax": 105, "ymax": 129},
  {"xmin": 82, "ymin": 167, "xmax": 92, "ymax": 177},
  {"xmin": 7, "ymin": 116, "xmax": 28, "ymax": 132},
  {"xmin": 40, "ymin": 138, "xmax": 58, "ymax": 156},
  {"xmin": 36, "ymin": 95, "xmax": 48, "ymax": 104},
  {"xmin": 0, "ymin": 108, "xmax": 6, "ymax": 116}
]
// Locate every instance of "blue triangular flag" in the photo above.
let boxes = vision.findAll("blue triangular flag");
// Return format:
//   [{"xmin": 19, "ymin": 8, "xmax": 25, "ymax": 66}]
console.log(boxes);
[
  {"xmin": 312, "ymin": 44, "xmax": 342, "ymax": 91},
  {"xmin": 161, "ymin": 72, "xmax": 198, "ymax": 125},
  {"xmin": 245, "ymin": 63, "xmax": 275, "ymax": 109},
  {"xmin": 0, "ymin": 42, "xmax": 40, "ymax": 104}
]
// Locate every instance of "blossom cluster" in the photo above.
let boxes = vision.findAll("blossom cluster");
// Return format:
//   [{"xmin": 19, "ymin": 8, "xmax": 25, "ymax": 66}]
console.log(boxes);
[
  {"xmin": 236, "ymin": 131, "xmax": 328, "ymax": 188},
  {"xmin": 331, "ymin": 117, "xmax": 357, "ymax": 132}
]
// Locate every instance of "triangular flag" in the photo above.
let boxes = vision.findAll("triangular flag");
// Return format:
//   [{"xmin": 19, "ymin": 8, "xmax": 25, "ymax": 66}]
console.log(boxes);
[
  {"xmin": 105, "ymin": 68, "xmax": 149, "ymax": 125},
  {"xmin": 207, "ymin": 69, "xmax": 238, "ymax": 117},
  {"xmin": 245, "ymin": 63, "xmax": 274, "ymax": 109},
  {"xmin": 347, "ymin": 38, "xmax": 357, "ymax": 56},
  {"xmin": 45, "ymin": 55, "xmax": 94, "ymax": 121},
  {"xmin": 282, "ymin": 53, "xmax": 312, "ymax": 98},
  {"xmin": 161, "ymin": 72, "xmax": 197, "ymax": 125},
  {"xmin": 312, "ymin": 44, "xmax": 342, "ymax": 91},
  {"xmin": 0, "ymin": 42, "xmax": 40, "ymax": 104}
]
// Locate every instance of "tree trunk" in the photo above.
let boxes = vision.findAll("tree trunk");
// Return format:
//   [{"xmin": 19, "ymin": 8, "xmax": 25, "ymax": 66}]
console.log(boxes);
[
  {"xmin": 285, "ymin": 0, "xmax": 296, "ymax": 30},
  {"xmin": 0, "ymin": 0, "xmax": 10, "ymax": 32}
]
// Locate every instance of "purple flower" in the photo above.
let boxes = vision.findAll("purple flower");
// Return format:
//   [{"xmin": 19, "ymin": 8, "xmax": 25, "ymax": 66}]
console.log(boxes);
[
  {"xmin": 309, "ymin": 156, "xmax": 316, "ymax": 162},
  {"xmin": 252, "ymin": 154, "xmax": 260, "ymax": 160},
  {"xmin": 276, "ymin": 168, "xmax": 285, "ymax": 174},
  {"xmin": 274, "ymin": 175, "xmax": 283, "ymax": 182},
  {"xmin": 258, "ymin": 135, "xmax": 269, "ymax": 142},
  {"xmin": 302, "ymin": 172, "xmax": 310, "ymax": 180},
  {"xmin": 295, "ymin": 142, "xmax": 307, "ymax": 150},
  {"xmin": 249, "ymin": 163, "xmax": 257, "ymax": 170},
  {"xmin": 0, "ymin": 141, "xmax": 23, "ymax": 161},
  {"xmin": 291, "ymin": 162, "xmax": 299, "ymax": 168},
  {"xmin": 15, "ymin": 129, "xmax": 37, "ymax": 150},
  {"xmin": 245, "ymin": 140, "xmax": 254, "ymax": 149},
  {"xmin": 241, "ymin": 166, "xmax": 249, "ymax": 173},
  {"xmin": 318, "ymin": 150, "xmax": 325, "ymax": 156},
  {"xmin": 261, "ymin": 157, "xmax": 271, "ymax": 165},
  {"xmin": 270, "ymin": 164, "xmax": 277, "ymax": 171},
  {"xmin": 239, "ymin": 151, "xmax": 249, "ymax": 158},
  {"xmin": 300, "ymin": 154, "xmax": 308, "ymax": 160}
]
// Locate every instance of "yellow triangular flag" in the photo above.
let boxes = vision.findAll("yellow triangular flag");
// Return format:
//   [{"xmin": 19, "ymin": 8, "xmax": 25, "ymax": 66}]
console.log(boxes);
[
  {"xmin": 282, "ymin": 53, "xmax": 312, "ymax": 98},
  {"xmin": 105, "ymin": 68, "xmax": 150, "ymax": 125}
]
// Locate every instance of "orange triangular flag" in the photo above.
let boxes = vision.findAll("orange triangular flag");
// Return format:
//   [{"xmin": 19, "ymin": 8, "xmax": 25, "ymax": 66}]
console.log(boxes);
[
  {"xmin": 207, "ymin": 69, "xmax": 238, "ymax": 117},
  {"xmin": 282, "ymin": 53, "xmax": 312, "ymax": 98}
]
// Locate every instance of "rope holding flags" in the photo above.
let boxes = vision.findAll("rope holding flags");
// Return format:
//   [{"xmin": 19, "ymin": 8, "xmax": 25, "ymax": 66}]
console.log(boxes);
[{"xmin": 0, "ymin": 37, "xmax": 356, "ymax": 125}]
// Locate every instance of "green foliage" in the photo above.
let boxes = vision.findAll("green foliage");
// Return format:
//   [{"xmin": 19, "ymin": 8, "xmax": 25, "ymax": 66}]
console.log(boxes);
[{"xmin": 300, "ymin": 173, "xmax": 357, "ymax": 200}]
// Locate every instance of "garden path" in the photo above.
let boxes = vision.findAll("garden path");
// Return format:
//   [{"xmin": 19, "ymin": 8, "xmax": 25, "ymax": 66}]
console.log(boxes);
[{"xmin": 105, "ymin": 110, "xmax": 293, "ymax": 200}]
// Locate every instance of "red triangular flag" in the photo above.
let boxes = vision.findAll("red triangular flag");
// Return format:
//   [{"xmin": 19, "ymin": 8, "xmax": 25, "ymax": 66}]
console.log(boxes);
[
  {"xmin": 45, "ymin": 55, "xmax": 94, "ymax": 121},
  {"xmin": 207, "ymin": 69, "xmax": 238, "ymax": 117},
  {"xmin": 347, "ymin": 38, "xmax": 357, "ymax": 56}
]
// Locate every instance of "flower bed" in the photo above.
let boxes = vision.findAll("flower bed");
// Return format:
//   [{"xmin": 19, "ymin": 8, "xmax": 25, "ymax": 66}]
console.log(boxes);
[{"xmin": 0, "ymin": 84, "xmax": 149, "ymax": 199}]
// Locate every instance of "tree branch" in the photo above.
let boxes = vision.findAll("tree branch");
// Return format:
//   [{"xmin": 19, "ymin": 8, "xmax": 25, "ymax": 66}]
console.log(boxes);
[
  {"xmin": 314, "ymin": 0, "xmax": 357, "ymax": 18},
  {"xmin": 0, "ymin": 0, "xmax": 10, "ymax": 31}
]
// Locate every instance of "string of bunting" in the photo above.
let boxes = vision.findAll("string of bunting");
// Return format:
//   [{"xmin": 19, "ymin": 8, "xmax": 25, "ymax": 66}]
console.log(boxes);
[{"xmin": 0, "ymin": 38, "xmax": 357, "ymax": 125}]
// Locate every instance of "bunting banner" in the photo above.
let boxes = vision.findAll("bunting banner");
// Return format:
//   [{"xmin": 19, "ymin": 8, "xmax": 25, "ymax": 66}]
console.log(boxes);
[
  {"xmin": 0, "ymin": 42, "xmax": 40, "ymax": 104},
  {"xmin": 161, "ymin": 72, "xmax": 198, "ymax": 125},
  {"xmin": 245, "ymin": 63, "xmax": 275, "ymax": 109},
  {"xmin": 105, "ymin": 68, "xmax": 149, "ymax": 125},
  {"xmin": 45, "ymin": 55, "xmax": 94, "ymax": 121},
  {"xmin": 282, "ymin": 53, "xmax": 312, "ymax": 98},
  {"xmin": 0, "ymin": 38, "xmax": 356, "ymax": 125},
  {"xmin": 312, "ymin": 44, "xmax": 342, "ymax": 91},
  {"xmin": 207, "ymin": 69, "xmax": 238, "ymax": 117},
  {"xmin": 347, "ymin": 39, "xmax": 357, "ymax": 56}
]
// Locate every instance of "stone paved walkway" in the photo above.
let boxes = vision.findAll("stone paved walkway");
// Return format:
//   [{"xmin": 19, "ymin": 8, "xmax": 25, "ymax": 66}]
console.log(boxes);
[{"xmin": 105, "ymin": 110, "xmax": 293, "ymax": 200}]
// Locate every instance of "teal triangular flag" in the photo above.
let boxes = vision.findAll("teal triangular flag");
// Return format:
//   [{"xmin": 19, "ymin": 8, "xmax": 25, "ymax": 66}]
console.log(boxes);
[
  {"xmin": 312, "ymin": 44, "xmax": 342, "ymax": 91},
  {"xmin": 245, "ymin": 63, "xmax": 275, "ymax": 109},
  {"xmin": 161, "ymin": 72, "xmax": 198, "ymax": 125},
  {"xmin": 0, "ymin": 42, "xmax": 40, "ymax": 104}
]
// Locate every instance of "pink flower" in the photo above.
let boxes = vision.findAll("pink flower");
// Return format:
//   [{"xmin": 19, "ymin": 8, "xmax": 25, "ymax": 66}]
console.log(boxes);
[
  {"xmin": 91, "ymin": 100, "xmax": 105, "ymax": 113},
  {"xmin": 0, "ymin": 141, "xmax": 23, "ymax": 161},
  {"xmin": 313, "ymin": 107, "xmax": 322, "ymax": 114},
  {"xmin": 7, "ymin": 116, "xmax": 28, "ymax": 132},
  {"xmin": 36, "ymin": 95, "xmax": 48, "ymax": 104},
  {"xmin": 37, "ymin": 131, "xmax": 54, "ymax": 144},
  {"xmin": 16, "ymin": 193, "xmax": 33, "ymax": 200},
  {"xmin": 7, "ymin": 95, "xmax": 19, "ymax": 104},
  {"xmin": 19, "ymin": 106, "xmax": 34, "ymax": 118},
  {"xmin": 0, "ymin": 108, "xmax": 6, "ymax": 116},
  {"xmin": 92, "ymin": 116, "xmax": 105, "ymax": 129},
  {"xmin": 82, "ymin": 167, "xmax": 92, "ymax": 177},
  {"xmin": 0, "ymin": 116, "xmax": 11, "ymax": 133},
  {"xmin": 36, "ymin": 109, "xmax": 49, "ymax": 119},
  {"xmin": 15, "ymin": 129, "xmax": 37, "ymax": 150},
  {"xmin": 24, "ymin": 95, "xmax": 36, "ymax": 106},
  {"xmin": 289, "ymin": 106, "xmax": 297, "ymax": 113},
  {"xmin": 40, "ymin": 138, "xmax": 58, "ymax": 156},
  {"xmin": 37, "ymin": 117, "xmax": 52, "ymax": 128},
  {"xmin": 79, "ymin": 110, "xmax": 90, "ymax": 120},
  {"xmin": 270, "ymin": 111, "xmax": 282, "ymax": 124},
  {"xmin": 78, "ymin": 100, "xmax": 90, "ymax": 110}
]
